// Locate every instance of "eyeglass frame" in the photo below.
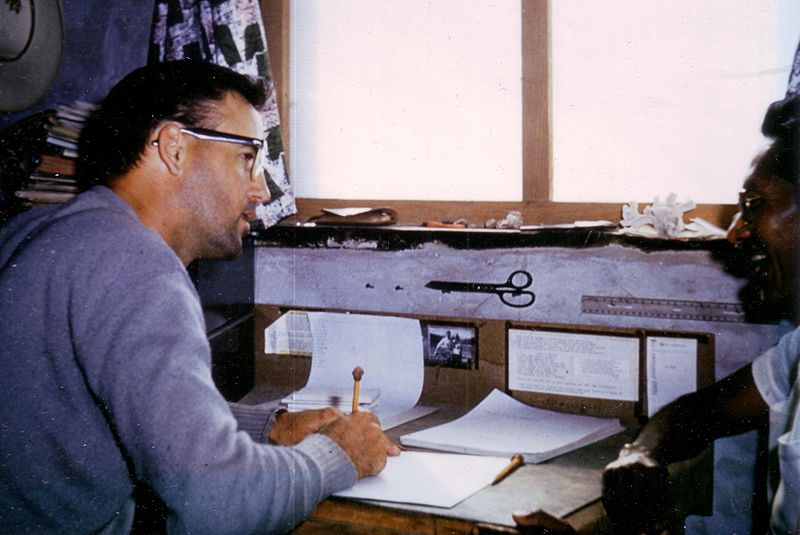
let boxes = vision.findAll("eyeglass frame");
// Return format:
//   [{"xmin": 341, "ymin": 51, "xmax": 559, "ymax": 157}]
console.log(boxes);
[
  {"xmin": 738, "ymin": 189, "xmax": 766, "ymax": 225},
  {"xmin": 152, "ymin": 125, "xmax": 266, "ymax": 181}
]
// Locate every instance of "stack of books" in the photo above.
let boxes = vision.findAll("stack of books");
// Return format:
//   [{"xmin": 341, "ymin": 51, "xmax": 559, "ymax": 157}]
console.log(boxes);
[{"xmin": 13, "ymin": 102, "xmax": 94, "ymax": 206}]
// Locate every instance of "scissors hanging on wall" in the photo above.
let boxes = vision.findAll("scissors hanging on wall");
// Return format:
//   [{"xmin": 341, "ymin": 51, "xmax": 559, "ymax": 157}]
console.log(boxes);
[{"xmin": 425, "ymin": 270, "xmax": 536, "ymax": 308}]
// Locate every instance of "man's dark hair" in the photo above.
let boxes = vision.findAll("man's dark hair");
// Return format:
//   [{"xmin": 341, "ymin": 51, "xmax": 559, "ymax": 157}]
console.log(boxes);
[
  {"xmin": 76, "ymin": 60, "xmax": 267, "ymax": 187},
  {"xmin": 760, "ymin": 94, "xmax": 799, "ymax": 185}
]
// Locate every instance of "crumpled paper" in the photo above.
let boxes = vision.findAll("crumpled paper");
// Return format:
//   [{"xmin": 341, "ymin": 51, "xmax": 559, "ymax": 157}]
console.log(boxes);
[
  {"xmin": 619, "ymin": 193, "xmax": 727, "ymax": 240},
  {"xmin": 484, "ymin": 210, "xmax": 524, "ymax": 229}
]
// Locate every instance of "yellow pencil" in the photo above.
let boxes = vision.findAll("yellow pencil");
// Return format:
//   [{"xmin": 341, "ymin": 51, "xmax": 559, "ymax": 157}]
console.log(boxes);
[
  {"xmin": 351, "ymin": 366, "xmax": 364, "ymax": 413},
  {"xmin": 492, "ymin": 454, "xmax": 524, "ymax": 485}
]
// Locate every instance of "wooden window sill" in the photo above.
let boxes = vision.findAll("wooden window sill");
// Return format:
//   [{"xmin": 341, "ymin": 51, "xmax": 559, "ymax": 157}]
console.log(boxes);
[{"xmin": 288, "ymin": 198, "xmax": 738, "ymax": 231}]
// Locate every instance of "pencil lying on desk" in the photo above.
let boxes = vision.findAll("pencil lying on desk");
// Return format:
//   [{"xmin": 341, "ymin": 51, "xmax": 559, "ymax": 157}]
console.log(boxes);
[
  {"xmin": 492, "ymin": 454, "xmax": 524, "ymax": 485},
  {"xmin": 351, "ymin": 366, "xmax": 364, "ymax": 413}
]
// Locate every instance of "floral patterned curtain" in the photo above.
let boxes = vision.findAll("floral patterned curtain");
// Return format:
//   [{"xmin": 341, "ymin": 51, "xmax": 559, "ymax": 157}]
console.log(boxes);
[{"xmin": 148, "ymin": 0, "xmax": 295, "ymax": 228}]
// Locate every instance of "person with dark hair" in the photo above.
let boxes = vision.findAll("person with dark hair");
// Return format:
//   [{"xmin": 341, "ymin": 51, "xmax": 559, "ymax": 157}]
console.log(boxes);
[
  {"xmin": 601, "ymin": 94, "xmax": 800, "ymax": 535},
  {"xmin": 76, "ymin": 60, "xmax": 271, "ymax": 190},
  {"xmin": 0, "ymin": 60, "xmax": 399, "ymax": 534}
]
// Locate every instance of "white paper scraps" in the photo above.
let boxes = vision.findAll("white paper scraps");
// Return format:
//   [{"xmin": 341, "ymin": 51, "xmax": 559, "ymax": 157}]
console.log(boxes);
[{"xmin": 618, "ymin": 193, "xmax": 727, "ymax": 239}]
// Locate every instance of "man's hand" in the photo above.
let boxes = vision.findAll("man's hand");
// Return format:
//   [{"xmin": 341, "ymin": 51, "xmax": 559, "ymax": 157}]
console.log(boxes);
[
  {"xmin": 318, "ymin": 411, "xmax": 402, "ymax": 478},
  {"xmin": 512, "ymin": 510, "xmax": 577, "ymax": 534},
  {"xmin": 602, "ymin": 444, "xmax": 671, "ymax": 535},
  {"xmin": 268, "ymin": 407, "xmax": 342, "ymax": 446},
  {"xmin": 473, "ymin": 510, "xmax": 576, "ymax": 535}
]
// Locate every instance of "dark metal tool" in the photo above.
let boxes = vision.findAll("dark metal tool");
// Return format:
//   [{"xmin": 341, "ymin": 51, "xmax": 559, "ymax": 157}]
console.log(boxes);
[{"xmin": 425, "ymin": 270, "xmax": 535, "ymax": 308}]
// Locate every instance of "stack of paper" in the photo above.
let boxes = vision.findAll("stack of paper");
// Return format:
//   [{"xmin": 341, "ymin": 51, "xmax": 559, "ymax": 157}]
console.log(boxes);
[
  {"xmin": 282, "ymin": 386, "xmax": 380, "ymax": 412},
  {"xmin": 267, "ymin": 312, "xmax": 438, "ymax": 429},
  {"xmin": 400, "ymin": 389, "xmax": 624, "ymax": 463}
]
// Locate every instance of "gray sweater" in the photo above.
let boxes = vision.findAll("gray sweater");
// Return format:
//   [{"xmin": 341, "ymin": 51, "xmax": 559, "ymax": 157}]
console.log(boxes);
[{"xmin": 0, "ymin": 187, "xmax": 356, "ymax": 534}]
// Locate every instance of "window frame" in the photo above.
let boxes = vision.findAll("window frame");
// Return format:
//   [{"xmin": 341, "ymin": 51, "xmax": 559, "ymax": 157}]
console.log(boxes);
[{"xmin": 260, "ymin": 0, "xmax": 737, "ymax": 228}]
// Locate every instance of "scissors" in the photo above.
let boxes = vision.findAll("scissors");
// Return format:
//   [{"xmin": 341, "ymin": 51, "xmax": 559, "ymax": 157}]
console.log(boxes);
[{"xmin": 425, "ymin": 270, "xmax": 535, "ymax": 308}]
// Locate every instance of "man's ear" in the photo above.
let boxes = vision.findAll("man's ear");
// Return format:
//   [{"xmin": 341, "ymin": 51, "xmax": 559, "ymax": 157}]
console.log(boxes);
[{"xmin": 152, "ymin": 123, "xmax": 187, "ymax": 176}]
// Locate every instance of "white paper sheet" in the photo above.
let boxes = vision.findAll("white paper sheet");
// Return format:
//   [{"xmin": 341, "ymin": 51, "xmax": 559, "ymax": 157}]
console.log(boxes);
[
  {"xmin": 508, "ymin": 329, "xmax": 639, "ymax": 401},
  {"xmin": 263, "ymin": 310, "xmax": 313, "ymax": 356},
  {"xmin": 646, "ymin": 336, "xmax": 697, "ymax": 416},
  {"xmin": 322, "ymin": 207, "xmax": 373, "ymax": 216},
  {"xmin": 296, "ymin": 312, "xmax": 428, "ymax": 429},
  {"xmin": 400, "ymin": 389, "xmax": 623, "ymax": 463},
  {"xmin": 332, "ymin": 451, "xmax": 509, "ymax": 508}
]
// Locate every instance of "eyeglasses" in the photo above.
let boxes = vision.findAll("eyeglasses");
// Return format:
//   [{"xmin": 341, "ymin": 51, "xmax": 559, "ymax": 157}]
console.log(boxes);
[
  {"xmin": 180, "ymin": 127, "xmax": 265, "ymax": 181},
  {"xmin": 738, "ymin": 190, "xmax": 765, "ymax": 224},
  {"xmin": 152, "ymin": 126, "xmax": 266, "ymax": 180}
]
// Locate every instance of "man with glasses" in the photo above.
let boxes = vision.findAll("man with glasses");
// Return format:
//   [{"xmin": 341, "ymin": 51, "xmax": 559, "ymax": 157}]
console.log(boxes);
[
  {"xmin": 601, "ymin": 94, "xmax": 800, "ymax": 534},
  {"xmin": 0, "ymin": 60, "xmax": 399, "ymax": 534}
]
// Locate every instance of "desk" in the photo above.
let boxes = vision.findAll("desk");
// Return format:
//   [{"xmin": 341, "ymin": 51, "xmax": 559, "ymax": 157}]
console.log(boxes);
[
  {"xmin": 290, "ymin": 406, "xmax": 712, "ymax": 535},
  {"xmin": 252, "ymin": 222, "xmax": 778, "ymax": 532}
]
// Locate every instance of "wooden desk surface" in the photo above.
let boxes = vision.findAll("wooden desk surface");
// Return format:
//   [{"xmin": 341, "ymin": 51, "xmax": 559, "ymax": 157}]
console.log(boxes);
[
  {"xmin": 239, "ymin": 389, "xmax": 711, "ymax": 534},
  {"xmin": 290, "ymin": 406, "xmax": 712, "ymax": 535}
]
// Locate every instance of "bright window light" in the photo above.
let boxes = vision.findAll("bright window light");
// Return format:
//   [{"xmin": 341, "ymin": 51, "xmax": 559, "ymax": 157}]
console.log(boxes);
[
  {"xmin": 552, "ymin": 0, "xmax": 800, "ymax": 204},
  {"xmin": 290, "ymin": 1, "xmax": 799, "ymax": 204},
  {"xmin": 290, "ymin": 0, "xmax": 522, "ymax": 201}
]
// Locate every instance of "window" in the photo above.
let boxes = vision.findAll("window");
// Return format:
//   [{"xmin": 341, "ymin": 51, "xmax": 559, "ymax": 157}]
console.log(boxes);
[
  {"xmin": 273, "ymin": 1, "xmax": 799, "ymax": 223},
  {"xmin": 289, "ymin": 0, "xmax": 521, "ymax": 201},
  {"xmin": 551, "ymin": 0, "xmax": 799, "ymax": 204}
]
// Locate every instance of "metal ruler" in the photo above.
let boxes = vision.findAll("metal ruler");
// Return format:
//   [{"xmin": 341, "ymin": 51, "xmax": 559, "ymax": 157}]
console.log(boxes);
[{"xmin": 581, "ymin": 295, "xmax": 746, "ymax": 323}]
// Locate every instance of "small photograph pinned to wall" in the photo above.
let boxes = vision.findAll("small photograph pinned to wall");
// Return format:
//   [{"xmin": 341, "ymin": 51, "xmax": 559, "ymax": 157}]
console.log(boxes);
[{"xmin": 421, "ymin": 322, "xmax": 477, "ymax": 369}]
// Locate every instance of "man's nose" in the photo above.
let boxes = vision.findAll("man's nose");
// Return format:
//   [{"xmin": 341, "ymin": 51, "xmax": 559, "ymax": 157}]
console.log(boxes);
[
  {"xmin": 726, "ymin": 211, "xmax": 750, "ymax": 244},
  {"xmin": 250, "ymin": 167, "xmax": 271, "ymax": 205}
]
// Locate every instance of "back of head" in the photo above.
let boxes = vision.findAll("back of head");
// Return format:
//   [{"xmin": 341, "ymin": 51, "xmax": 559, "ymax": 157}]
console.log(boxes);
[
  {"xmin": 76, "ymin": 60, "xmax": 267, "ymax": 188},
  {"xmin": 760, "ymin": 94, "xmax": 800, "ymax": 186}
]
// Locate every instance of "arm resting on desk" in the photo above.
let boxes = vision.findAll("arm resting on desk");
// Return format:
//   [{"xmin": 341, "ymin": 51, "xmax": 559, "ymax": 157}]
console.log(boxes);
[
  {"xmin": 602, "ymin": 364, "xmax": 768, "ymax": 534},
  {"xmin": 228, "ymin": 400, "xmax": 281, "ymax": 443},
  {"xmin": 229, "ymin": 401, "xmax": 347, "ymax": 445}
]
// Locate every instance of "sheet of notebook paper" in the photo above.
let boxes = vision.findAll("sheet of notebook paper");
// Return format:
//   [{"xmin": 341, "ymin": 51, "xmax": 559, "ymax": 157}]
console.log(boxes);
[{"xmin": 333, "ymin": 451, "xmax": 508, "ymax": 508}]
